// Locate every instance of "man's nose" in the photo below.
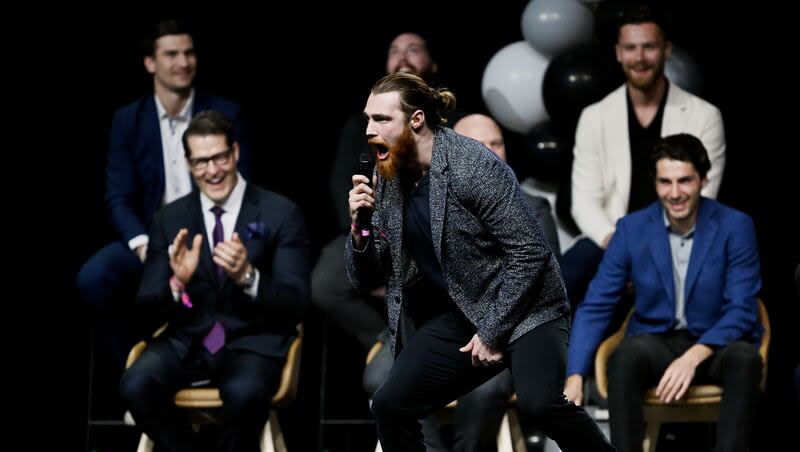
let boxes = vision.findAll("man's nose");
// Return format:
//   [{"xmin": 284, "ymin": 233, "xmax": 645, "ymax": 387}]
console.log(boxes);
[
  {"xmin": 176, "ymin": 53, "xmax": 190, "ymax": 67},
  {"xmin": 206, "ymin": 159, "xmax": 222, "ymax": 175}
]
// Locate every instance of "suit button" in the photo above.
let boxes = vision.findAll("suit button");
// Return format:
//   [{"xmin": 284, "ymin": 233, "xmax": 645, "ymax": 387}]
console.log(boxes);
[
  {"xmin": 389, "ymin": 326, "xmax": 396, "ymax": 335},
  {"xmin": 394, "ymin": 296, "xmax": 401, "ymax": 304}
]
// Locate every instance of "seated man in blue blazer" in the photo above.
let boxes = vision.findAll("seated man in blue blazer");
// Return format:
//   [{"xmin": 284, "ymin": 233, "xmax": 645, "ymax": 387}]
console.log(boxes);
[
  {"xmin": 120, "ymin": 110, "xmax": 310, "ymax": 452},
  {"xmin": 77, "ymin": 20, "xmax": 250, "ymax": 373},
  {"xmin": 564, "ymin": 133, "xmax": 763, "ymax": 452}
]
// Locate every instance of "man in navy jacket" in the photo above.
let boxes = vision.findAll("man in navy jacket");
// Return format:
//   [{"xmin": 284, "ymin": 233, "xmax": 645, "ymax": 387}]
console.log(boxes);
[
  {"xmin": 77, "ymin": 20, "xmax": 250, "ymax": 372},
  {"xmin": 120, "ymin": 110, "xmax": 307, "ymax": 452}
]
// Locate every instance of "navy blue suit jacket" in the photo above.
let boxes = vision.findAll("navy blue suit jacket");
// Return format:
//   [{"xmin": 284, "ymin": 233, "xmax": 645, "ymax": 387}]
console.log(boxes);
[
  {"xmin": 568, "ymin": 198, "xmax": 762, "ymax": 376},
  {"xmin": 137, "ymin": 184, "xmax": 310, "ymax": 359},
  {"xmin": 105, "ymin": 92, "xmax": 251, "ymax": 243}
]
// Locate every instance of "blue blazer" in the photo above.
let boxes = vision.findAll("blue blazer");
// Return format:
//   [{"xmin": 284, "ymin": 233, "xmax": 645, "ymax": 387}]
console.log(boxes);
[
  {"xmin": 136, "ymin": 184, "xmax": 310, "ymax": 359},
  {"xmin": 105, "ymin": 92, "xmax": 251, "ymax": 243},
  {"xmin": 567, "ymin": 198, "xmax": 762, "ymax": 376}
]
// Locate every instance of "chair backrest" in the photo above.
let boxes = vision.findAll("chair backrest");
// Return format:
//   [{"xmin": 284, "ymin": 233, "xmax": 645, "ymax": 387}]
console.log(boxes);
[
  {"xmin": 594, "ymin": 299, "xmax": 770, "ymax": 399},
  {"xmin": 594, "ymin": 309, "xmax": 634, "ymax": 400},
  {"xmin": 366, "ymin": 340, "xmax": 383, "ymax": 366},
  {"xmin": 271, "ymin": 324, "xmax": 304, "ymax": 408},
  {"xmin": 126, "ymin": 323, "xmax": 169, "ymax": 369},
  {"xmin": 756, "ymin": 301, "xmax": 770, "ymax": 390}
]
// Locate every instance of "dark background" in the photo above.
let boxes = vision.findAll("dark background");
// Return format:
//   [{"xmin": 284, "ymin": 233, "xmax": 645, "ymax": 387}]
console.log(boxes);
[{"xmin": 37, "ymin": 1, "xmax": 798, "ymax": 450}]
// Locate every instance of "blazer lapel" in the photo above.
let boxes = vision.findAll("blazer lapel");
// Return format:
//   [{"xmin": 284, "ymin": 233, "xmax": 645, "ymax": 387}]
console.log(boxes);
[
  {"xmin": 647, "ymin": 205, "xmax": 675, "ymax": 305},
  {"xmin": 608, "ymin": 86, "xmax": 632, "ymax": 208},
  {"xmin": 429, "ymin": 132, "xmax": 448, "ymax": 263},
  {"xmin": 188, "ymin": 193, "xmax": 216, "ymax": 286},
  {"xmin": 381, "ymin": 177, "xmax": 409, "ymax": 283},
  {"xmin": 144, "ymin": 96, "xmax": 166, "ymax": 194},
  {"xmin": 221, "ymin": 186, "xmax": 262, "ymax": 292},
  {"xmin": 684, "ymin": 200, "xmax": 717, "ymax": 301},
  {"xmin": 661, "ymin": 81, "xmax": 690, "ymax": 137}
]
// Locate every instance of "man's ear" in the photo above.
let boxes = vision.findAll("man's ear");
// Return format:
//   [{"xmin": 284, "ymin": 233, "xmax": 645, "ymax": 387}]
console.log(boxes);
[
  {"xmin": 144, "ymin": 55, "xmax": 156, "ymax": 74},
  {"xmin": 410, "ymin": 109, "xmax": 425, "ymax": 131}
]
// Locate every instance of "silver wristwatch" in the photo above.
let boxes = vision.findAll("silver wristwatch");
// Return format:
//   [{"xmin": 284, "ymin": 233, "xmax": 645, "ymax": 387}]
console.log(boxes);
[{"xmin": 241, "ymin": 267, "xmax": 257, "ymax": 288}]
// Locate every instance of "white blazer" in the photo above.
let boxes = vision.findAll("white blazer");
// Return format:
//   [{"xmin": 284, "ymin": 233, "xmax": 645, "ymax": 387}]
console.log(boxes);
[{"xmin": 571, "ymin": 82, "xmax": 726, "ymax": 246}]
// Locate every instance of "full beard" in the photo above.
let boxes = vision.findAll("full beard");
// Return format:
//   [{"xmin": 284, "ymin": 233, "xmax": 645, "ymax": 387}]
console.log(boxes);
[
  {"xmin": 625, "ymin": 61, "xmax": 665, "ymax": 92},
  {"xmin": 370, "ymin": 124, "xmax": 418, "ymax": 181}
]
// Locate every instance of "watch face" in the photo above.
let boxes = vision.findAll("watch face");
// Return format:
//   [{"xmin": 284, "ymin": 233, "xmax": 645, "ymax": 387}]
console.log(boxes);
[{"xmin": 244, "ymin": 270, "xmax": 255, "ymax": 287}]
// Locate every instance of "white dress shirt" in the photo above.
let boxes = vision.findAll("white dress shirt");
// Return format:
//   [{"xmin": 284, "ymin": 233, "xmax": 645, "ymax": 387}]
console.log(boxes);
[{"xmin": 199, "ymin": 174, "xmax": 259, "ymax": 298}]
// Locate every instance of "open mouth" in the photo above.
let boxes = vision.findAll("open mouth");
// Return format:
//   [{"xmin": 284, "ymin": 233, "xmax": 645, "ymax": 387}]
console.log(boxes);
[
  {"xmin": 206, "ymin": 176, "xmax": 224, "ymax": 187},
  {"xmin": 669, "ymin": 201, "xmax": 687, "ymax": 212},
  {"xmin": 372, "ymin": 142, "xmax": 390, "ymax": 161}
]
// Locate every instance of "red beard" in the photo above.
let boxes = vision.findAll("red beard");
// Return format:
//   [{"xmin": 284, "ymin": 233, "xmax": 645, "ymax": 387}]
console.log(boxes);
[{"xmin": 370, "ymin": 123, "xmax": 418, "ymax": 181}]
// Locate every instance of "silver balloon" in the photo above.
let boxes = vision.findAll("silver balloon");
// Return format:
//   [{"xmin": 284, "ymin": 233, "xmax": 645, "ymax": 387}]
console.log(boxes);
[
  {"xmin": 482, "ymin": 41, "xmax": 550, "ymax": 134},
  {"xmin": 665, "ymin": 45, "xmax": 704, "ymax": 96},
  {"xmin": 521, "ymin": 0, "xmax": 595, "ymax": 58}
]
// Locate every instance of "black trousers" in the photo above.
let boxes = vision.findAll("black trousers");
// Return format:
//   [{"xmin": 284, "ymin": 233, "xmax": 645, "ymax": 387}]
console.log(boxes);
[
  {"xmin": 371, "ymin": 310, "xmax": 616, "ymax": 452},
  {"xmin": 364, "ymin": 327, "xmax": 514, "ymax": 452},
  {"xmin": 77, "ymin": 242, "xmax": 147, "ymax": 373},
  {"xmin": 120, "ymin": 341, "xmax": 284, "ymax": 452},
  {"xmin": 560, "ymin": 237, "xmax": 605, "ymax": 313},
  {"xmin": 607, "ymin": 331, "xmax": 762, "ymax": 452}
]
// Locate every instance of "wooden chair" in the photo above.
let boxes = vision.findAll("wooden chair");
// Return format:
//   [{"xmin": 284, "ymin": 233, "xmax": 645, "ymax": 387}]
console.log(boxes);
[
  {"xmin": 366, "ymin": 340, "xmax": 526, "ymax": 452},
  {"xmin": 125, "ymin": 324, "xmax": 304, "ymax": 452},
  {"xmin": 594, "ymin": 300, "xmax": 770, "ymax": 452}
]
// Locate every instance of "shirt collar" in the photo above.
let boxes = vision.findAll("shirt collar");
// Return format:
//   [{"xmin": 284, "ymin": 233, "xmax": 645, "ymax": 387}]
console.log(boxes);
[{"xmin": 154, "ymin": 89, "xmax": 195, "ymax": 121}]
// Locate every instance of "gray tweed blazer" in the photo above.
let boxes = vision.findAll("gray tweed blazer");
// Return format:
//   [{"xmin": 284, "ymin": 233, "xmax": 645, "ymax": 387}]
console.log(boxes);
[{"xmin": 345, "ymin": 127, "xmax": 568, "ymax": 356}]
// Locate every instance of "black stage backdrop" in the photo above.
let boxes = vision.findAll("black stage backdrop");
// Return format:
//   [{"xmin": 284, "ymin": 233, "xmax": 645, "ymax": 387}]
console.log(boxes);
[{"xmin": 34, "ymin": 1, "xmax": 798, "ymax": 450}]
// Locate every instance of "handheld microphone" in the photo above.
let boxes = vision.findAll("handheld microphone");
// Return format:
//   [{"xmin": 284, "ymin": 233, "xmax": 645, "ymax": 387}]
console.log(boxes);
[
  {"xmin": 355, "ymin": 152, "xmax": 375, "ymax": 233},
  {"xmin": 357, "ymin": 152, "xmax": 374, "ymax": 187}
]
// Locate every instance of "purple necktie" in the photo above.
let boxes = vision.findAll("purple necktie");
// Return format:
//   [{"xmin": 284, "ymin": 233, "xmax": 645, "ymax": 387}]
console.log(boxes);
[
  {"xmin": 211, "ymin": 205, "xmax": 226, "ymax": 282},
  {"xmin": 205, "ymin": 205, "xmax": 226, "ymax": 354},
  {"xmin": 203, "ymin": 320, "xmax": 226, "ymax": 354}
]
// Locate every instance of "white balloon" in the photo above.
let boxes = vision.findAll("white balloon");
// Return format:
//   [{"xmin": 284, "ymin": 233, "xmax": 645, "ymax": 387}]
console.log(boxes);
[
  {"xmin": 482, "ymin": 41, "xmax": 550, "ymax": 134},
  {"xmin": 521, "ymin": 0, "xmax": 595, "ymax": 57}
]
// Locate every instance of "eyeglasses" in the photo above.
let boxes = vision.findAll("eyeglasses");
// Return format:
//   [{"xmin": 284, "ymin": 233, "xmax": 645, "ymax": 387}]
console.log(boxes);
[{"xmin": 188, "ymin": 148, "xmax": 233, "ymax": 172}]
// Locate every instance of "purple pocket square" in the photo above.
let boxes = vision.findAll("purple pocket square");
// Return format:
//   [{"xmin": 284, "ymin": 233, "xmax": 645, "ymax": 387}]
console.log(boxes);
[{"xmin": 246, "ymin": 222, "xmax": 267, "ymax": 241}]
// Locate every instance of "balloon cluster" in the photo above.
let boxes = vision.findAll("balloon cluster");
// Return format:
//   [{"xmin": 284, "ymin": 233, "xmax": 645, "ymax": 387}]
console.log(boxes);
[{"xmin": 482, "ymin": 0, "xmax": 704, "ymax": 183}]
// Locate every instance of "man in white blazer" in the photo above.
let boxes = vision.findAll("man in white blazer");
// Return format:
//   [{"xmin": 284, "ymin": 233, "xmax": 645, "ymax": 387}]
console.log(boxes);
[{"xmin": 562, "ymin": 4, "xmax": 726, "ymax": 311}]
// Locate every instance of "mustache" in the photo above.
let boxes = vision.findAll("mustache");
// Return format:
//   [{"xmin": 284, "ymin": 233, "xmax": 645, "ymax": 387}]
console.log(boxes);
[{"xmin": 368, "ymin": 137, "xmax": 389, "ymax": 152}]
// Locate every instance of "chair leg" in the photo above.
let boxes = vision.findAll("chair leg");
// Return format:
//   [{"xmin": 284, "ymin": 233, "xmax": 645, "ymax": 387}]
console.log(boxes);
[
  {"xmin": 260, "ymin": 409, "xmax": 286, "ymax": 452},
  {"xmin": 497, "ymin": 411, "xmax": 512, "ymax": 452},
  {"xmin": 644, "ymin": 421, "xmax": 660, "ymax": 452},
  {"xmin": 137, "ymin": 434, "xmax": 153, "ymax": 452},
  {"xmin": 85, "ymin": 327, "xmax": 95, "ymax": 451},
  {"xmin": 507, "ymin": 408, "xmax": 527, "ymax": 452},
  {"xmin": 497, "ymin": 408, "xmax": 527, "ymax": 452}
]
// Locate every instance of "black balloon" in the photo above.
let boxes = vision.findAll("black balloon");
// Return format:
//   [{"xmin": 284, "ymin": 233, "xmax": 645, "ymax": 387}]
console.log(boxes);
[
  {"xmin": 542, "ymin": 43, "xmax": 624, "ymax": 132},
  {"xmin": 515, "ymin": 121, "xmax": 574, "ymax": 184}
]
